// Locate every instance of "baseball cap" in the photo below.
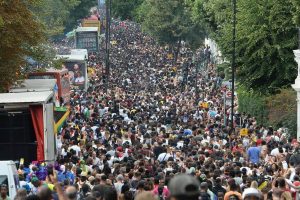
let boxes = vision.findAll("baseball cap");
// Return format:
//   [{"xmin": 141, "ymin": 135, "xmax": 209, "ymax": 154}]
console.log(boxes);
[
  {"xmin": 168, "ymin": 174, "xmax": 200, "ymax": 197},
  {"xmin": 116, "ymin": 146, "xmax": 123, "ymax": 152}
]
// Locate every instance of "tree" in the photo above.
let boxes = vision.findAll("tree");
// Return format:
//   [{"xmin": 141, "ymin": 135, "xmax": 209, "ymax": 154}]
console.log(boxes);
[
  {"xmin": 64, "ymin": 0, "xmax": 97, "ymax": 33},
  {"xmin": 192, "ymin": 0, "xmax": 298, "ymax": 93},
  {"xmin": 292, "ymin": 0, "xmax": 300, "ymax": 25},
  {"xmin": 138, "ymin": 0, "xmax": 206, "ymax": 62},
  {"xmin": 32, "ymin": 0, "xmax": 80, "ymax": 37},
  {"xmin": 111, "ymin": 0, "xmax": 144, "ymax": 21},
  {"xmin": 0, "ymin": 0, "xmax": 45, "ymax": 91}
]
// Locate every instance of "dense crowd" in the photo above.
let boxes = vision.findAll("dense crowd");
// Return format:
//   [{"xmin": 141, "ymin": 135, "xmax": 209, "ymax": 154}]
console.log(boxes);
[{"xmin": 10, "ymin": 19, "xmax": 300, "ymax": 200}]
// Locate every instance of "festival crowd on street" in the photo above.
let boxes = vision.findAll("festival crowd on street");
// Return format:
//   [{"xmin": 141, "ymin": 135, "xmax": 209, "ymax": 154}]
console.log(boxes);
[{"xmin": 10, "ymin": 20, "xmax": 300, "ymax": 200}]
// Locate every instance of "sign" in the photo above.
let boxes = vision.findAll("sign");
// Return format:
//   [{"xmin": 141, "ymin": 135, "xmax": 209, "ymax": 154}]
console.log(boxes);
[
  {"xmin": 82, "ymin": 19, "xmax": 100, "ymax": 30},
  {"xmin": 240, "ymin": 128, "xmax": 249, "ymax": 136},
  {"xmin": 63, "ymin": 61, "xmax": 87, "ymax": 90},
  {"xmin": 199, "ymin": 102, "xmax": 209, "ymax": 109},
  {"xmin": 76, "ymin": 31, "xmax": 98, "ymax": 52}
]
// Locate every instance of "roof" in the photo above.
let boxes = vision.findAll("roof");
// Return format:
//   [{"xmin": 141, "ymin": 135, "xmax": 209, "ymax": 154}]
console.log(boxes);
[
  {"xmin": 76, "ymin": 27, "xmax": 98, "ymax": 32},
  {"xmin": 56, "ymin": 54, "xmax": 86, "ymax": 61},
  {"xmin": 0, "ymin": 91, "xmax": 53, "ymax": 104},
  {"xmin": 71, "ymin": 49, "xmax": 88, "ymax": 59},
  {"xmin": 9, "ymin": 79, "xmax": 56, "ymax": 93},
  {"xmin": 46, "ymin": 68, "xmax": 68, "ymax": 73}
]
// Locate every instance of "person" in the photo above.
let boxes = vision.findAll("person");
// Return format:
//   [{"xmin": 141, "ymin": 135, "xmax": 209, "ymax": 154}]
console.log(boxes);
[
  {"xmin": 247, "ymin": 142, "xmax": 260, "ymax": 164},
  {"xmin": 14, "ymin": 188, "xmax": 27, "ymax": 200},
  {"xmin": 37, "ymin": 186, "xmax": 53, "ymax": 200},
  {"xmin": 224, "ymin": 180, "xmax": 242, "ymax": 200},
  {"xmin": 135, "ymin": 192, "xmax": 156, "ymax": 200},
  {"xmin": 114, "ymin": 175, "xmax": 124, "ymax": 194},
  {"xmin": 168, "ymin": 174, "xmax": 200, "ymax": 200},
  {"xmin": 242, "ymin": 181, "xmax": 263, "ymax": 200},
  {"xmin": 65, "ymin": 186, "xmax": 78, "ymax": 200},
  {"xmin": 289, "ymin": 147, "xmax": 300, "ymax": 166},
  {"xmin": 199, "ymin": 182, "xmax": 211, "ymax": 200},
  {"xmin": 0, "ymin": 185, "xmax": 10, "ymax": 200}
]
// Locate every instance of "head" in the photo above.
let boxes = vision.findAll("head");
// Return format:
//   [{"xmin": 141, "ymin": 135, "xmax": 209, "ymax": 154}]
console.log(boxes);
[
  {"xmin": 65, "ymin": 186, "xmax": 77, "ymax": 200},
  {"xmin": 0, "ymin": 184, "xmax": 8, "ymax": 197},
  {"xmin": 168, "ymin": 174, "xmax": 200, "ymax": 200},
  {"xmin": 37, "ymin": 186, "xmax": 52, "ymax": 200}
]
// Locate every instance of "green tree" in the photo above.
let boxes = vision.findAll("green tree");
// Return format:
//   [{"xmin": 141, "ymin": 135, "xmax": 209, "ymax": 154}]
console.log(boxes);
[
  {"xmin": 0, "ymin": 0, "xmax": 45, "ymax": 91},
  {"xmin": 192, "ymin": 0, "xmax": 298, "ymax": 93},
  {"xmin": 292, "ymin": 0, "xmax": 300, "ymax": 25},
  {"xmin": 32, "ymin": 0, "xmax": 80, "ymax": 37},
  {"xmin": 111, "ymin": 0, "xmax": 144, "ymax": 21},
  {"xmin": 64, "ymin": 0, "xmax": 97, "ymax": 33},
  {"xmin": 138, "ymin": 0, "xmax": 205, "ymax": 61}
]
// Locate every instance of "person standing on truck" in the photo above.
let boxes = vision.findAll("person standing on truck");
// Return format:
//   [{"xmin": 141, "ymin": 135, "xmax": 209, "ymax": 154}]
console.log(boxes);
[{"xmin": 0, "ymin": 184, "xmax": 10, "ymax": 200}]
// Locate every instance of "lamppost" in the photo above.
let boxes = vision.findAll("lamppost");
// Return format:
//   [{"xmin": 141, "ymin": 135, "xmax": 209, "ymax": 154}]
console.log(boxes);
[
  {"xmin": 105, "ymin": 0, "xmax": 111, "ymax": 92},
  {"xmin": 231, "ymin": 0, "xmax": 237, "ymax": 131}
]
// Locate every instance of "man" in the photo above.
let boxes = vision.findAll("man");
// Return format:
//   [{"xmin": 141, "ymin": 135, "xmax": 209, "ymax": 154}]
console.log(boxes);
[
  {"xmin": 0, "ymin": 184, "xmax": 10, "ymax": 200},
  {"xmin": 65, "ymin": 185, "xmax": 78, "ymax": 200},
  {"xmin": 289, "ymin": 147, "xmax": 300, "ymax": 166},
  {"xmin": 114, "ymin": 174, "xmax": 124, "ymax": 194},
  {"xmin": 168, "ymin": 174, "xmax": 200, "ymax": 200},
  {"xmin": 92, "ymin": 151, "xmax": 101, "ymax": 166},
  {"xmin": 247, "ymin": 142, "xmax": 260, "ymax": 164}
]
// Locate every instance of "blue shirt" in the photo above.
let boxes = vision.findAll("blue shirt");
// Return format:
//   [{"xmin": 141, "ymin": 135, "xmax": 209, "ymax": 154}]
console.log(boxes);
[{"xmin": 247, "ymin": 146, "xmax": 260, "ymax": 164}]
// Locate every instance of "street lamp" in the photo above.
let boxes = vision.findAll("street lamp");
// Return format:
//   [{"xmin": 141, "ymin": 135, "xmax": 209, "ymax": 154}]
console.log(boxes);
[{"xmin": 105, "ymin": 0, "xmax": 111, "ymax": 92}]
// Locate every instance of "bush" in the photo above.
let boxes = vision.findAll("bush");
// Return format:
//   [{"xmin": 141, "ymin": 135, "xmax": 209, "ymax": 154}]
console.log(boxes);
[
  {"xmin": 266, "ymin": 89, "xmax": 297, "ymax": 138},
  {"xmin": 237, "ymin": 86, "xmax": 268, "ymax": 124}
]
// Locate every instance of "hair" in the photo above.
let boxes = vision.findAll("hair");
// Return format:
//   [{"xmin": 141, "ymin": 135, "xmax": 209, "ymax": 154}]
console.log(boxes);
[
  {"xmin": 37, "ymin": 186, "xmax": 52, "ymax": 200},
  {"xmin": 103, "ymin": 187, "xmax": 118, "ymax": 200},
  {"xmin": 25, "ymin": 195, "xmax": 41, "ymax": 200}
]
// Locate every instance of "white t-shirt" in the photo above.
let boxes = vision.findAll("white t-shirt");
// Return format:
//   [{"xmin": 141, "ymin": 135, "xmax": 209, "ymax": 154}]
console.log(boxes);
[
  {"xmin": 157, "ymin": 153, "xmax": 172, "ymax": 162},
  {"xmin": 270, "ymin": 147, "xmax": 286, "ymax": 156},
  {"xmin": 69, "ymin": 145, "xmax": 81, "ymax": 156}
]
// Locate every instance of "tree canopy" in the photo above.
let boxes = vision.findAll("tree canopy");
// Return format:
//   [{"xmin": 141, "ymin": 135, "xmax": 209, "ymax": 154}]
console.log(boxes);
[
  {"xmin": 32, "ymin": 0, "xmax": 80, "ymax": 37},
  {"xmin": 64, "ymin": 0, "xmax": 97, "ymax": 33},
  {"xmin": 111, "ymin": 0, "xmax": 144, "ymax": 21},
  {"xmin": 138, "ymin": 0, "xmax": 206, "ymax": 51},
  {"xmin": 0, "ymin": 0, "xmax": 45, "ymax": 91},
  {"xmin": 192, "ymin": 0, "xmax": 298, "ymax": 93}
]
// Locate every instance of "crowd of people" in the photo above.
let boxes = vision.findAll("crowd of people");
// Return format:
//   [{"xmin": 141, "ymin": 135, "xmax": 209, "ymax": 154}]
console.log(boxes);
[{"xmin": 11, "ymin": 19, "xmax": 300, "ymax": 200}]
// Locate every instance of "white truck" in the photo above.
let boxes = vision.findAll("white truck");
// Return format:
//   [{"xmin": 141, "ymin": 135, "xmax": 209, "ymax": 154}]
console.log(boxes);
[
  {"xmin": 0, "ymin": 161, "xmax": 20, "ymax": 199},
  {"xmin": 0, "ymin": 79, "xmax": 57, "ymax": 165}
]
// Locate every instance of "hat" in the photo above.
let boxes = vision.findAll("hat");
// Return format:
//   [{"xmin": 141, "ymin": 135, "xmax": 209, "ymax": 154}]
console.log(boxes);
[
  {"xmin": 116, "ymin": 147, "xmax": 123, "ymax": 152},
  {"xmin": 168, "ymin": 174, "xmax": 200, "ymax": 197},
  {"xmin": 200, "ymin": 174, "xmax": 206, "ymax": 180}
]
